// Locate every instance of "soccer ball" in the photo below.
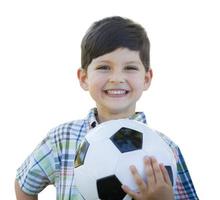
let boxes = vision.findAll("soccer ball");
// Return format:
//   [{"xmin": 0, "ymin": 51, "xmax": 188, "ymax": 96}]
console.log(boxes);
[{"xmin": 74, "ymin": 119, "xmax": 177, "ymax": 200}]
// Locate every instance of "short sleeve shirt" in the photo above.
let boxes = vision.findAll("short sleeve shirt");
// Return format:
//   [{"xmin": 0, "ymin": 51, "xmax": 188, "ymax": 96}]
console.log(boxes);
[{"xmin": 16, "ymin": 108, "xmax": 199, "ymax": 200}]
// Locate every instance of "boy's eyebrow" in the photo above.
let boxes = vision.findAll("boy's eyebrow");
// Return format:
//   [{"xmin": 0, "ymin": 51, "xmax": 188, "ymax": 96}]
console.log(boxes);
[
  {"xmin": 97, "ymin": 60, "xmax": 113, "ymax": 64},
  {"xmin": 124, "ymin": 61, "xmax": 142, "ymax": 65}
]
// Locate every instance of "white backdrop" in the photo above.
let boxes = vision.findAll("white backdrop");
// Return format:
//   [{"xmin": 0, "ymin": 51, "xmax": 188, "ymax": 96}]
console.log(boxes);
[{"xmin": 0, "ymin": 0, "xmax": 219, "ymax": 199}]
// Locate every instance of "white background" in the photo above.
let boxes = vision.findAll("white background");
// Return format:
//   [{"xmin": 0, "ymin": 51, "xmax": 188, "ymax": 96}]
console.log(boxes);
[{"xmin": 0, "ymin": 0, "xmax": 219, "ymax": 199}]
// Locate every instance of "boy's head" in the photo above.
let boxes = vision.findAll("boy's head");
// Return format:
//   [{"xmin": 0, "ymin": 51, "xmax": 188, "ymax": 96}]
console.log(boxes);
[
  {"xmin": 78, "ymin": 16, "xmax": 153, "ymax": 122},
  {"xmin": 81, "ymin": 16, "xmax": 150, "ymax": 71}
]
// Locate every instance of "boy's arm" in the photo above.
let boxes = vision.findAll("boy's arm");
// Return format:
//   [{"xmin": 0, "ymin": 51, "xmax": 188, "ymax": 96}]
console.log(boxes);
[
  {"xmin": 15, "ymin": 134, "xmax": 56, "ymax": 199},
  {"xmin": 15, "ymin": 180, "xmax": 38, "ymax": 200}
]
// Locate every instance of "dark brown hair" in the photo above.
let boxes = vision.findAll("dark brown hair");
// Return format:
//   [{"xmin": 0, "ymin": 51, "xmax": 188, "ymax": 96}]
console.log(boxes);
[{"xmin": 81, "ymin": 16, "xmax": 150, "ymax": 71}]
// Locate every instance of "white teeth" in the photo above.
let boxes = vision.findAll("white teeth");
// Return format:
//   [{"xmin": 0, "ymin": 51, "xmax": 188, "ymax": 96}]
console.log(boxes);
[{"xmin": 106, "ymin": 90, "xmax": 127, "ymax": 95}]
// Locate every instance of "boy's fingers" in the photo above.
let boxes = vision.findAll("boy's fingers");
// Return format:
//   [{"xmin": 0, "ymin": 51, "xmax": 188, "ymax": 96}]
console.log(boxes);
[
  {"xmin": 151, "ymin": 157, "xmax": 164, "ymax": 183},
  {"xmin": 130, "ymin": 165, "xmax": 146, "ymax": 193},
  {"xmin": 121, "ymin": 185, "xmax": 138, "ymax": 199},
  {"xmin": 144, "ymin": 157, "xmax": 155, "ymax": 186},
  {"xmin": 160, "ymin": 164, "xmax": 172, "ymax": 185}
]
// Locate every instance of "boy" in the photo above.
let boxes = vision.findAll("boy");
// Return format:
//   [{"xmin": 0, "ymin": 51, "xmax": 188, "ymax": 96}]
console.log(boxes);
[{"xmin": 15, "ymin": 16, "xmax": 199, "ymax": 200}]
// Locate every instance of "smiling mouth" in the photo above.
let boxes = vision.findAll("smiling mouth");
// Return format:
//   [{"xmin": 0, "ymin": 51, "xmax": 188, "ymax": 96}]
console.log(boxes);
[{"xmin": 104, "ymin": 89, "xmax": 129, "ymax": 96}]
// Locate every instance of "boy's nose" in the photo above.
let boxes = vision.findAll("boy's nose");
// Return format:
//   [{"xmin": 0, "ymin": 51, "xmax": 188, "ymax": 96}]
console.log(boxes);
[{"xmin": 109, "ymin": 72, "xmax": 125, "ymax": 83}]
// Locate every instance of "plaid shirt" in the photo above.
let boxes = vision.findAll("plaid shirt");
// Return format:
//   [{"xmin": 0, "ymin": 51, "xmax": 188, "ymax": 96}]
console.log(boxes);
[{"xmin": 16, "ymin": 108, "xmax": 198, "ymax": 200}]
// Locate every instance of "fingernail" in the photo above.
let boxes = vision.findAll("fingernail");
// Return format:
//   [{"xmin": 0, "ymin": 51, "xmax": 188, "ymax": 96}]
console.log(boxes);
[
  {"xmin": 144, "ymin": 156, "xmax": 149, "ymax": 164},
  {"xmin": 150, "ymin": 156, "xmax": 157, "ymax": 162},
  {"xmin": 121, "ymin": 184, "xmax": 128, "ymax": 191},
  {"xmin": 144, "ymin": 155, "xmax": 149, "ymax": 159},
  {"xmin": 159, "ymin": 163, "xmax": 165, "ymax": 168},
  {"xmin": 129, "ymin": 165, "xmax": 136, "ymax": 173},
  {"xmin": 130, "ymin": 165, "xmax": 135, "ymax": 169}
]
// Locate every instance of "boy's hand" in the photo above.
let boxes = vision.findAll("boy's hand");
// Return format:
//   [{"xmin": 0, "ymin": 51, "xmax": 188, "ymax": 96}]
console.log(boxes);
[{"xmin": 122, "ymin": 157, "xmax": 174, "ymax": 200}]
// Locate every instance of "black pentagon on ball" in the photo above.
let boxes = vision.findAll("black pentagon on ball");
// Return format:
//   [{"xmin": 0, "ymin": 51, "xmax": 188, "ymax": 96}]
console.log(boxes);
[
  {"xmin": 110, "ymin": 127, "xmax": 143, "ymax": 153},
  {"xmin": 97, "ymin": 175, "xmax": 126, "ymax": 200},
  {"xmin": 74, "ymin": 139, "xmax": 90, "ymax": 168}
]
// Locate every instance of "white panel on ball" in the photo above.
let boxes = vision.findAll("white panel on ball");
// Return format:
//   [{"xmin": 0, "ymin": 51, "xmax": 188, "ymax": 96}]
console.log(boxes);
[{"xmin": 74, "ymin": 119, "xmax": 177, "ymax": 200}]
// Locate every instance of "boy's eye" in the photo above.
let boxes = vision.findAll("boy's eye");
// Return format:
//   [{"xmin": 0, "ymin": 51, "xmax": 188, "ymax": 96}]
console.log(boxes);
[
  {"xmin": 96, "ymin": 65, "xmax": 110, "ymax": 70},
  {"xmin": 124, "ymin": 65, "xmax": 138, "ymax": 71}
]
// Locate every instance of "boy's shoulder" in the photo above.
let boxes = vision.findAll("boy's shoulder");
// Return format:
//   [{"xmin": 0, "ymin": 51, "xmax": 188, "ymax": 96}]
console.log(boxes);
[
  {"xmin": 47, "ymin": 118, "xmax": 89, "ymax": 144},
  {"xmin": 51, "ymin": 118, "xmax": 88, "ymax": 134},
  {"xmin": 45, "ymin": 108, "xmax": 97, "ymax": 145}
]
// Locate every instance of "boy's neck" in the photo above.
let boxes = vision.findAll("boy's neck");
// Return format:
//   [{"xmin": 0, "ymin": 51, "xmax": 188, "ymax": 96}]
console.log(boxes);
[{"xmin": 96, "ymin": 107, "xmax": 136, "ymax": 123}]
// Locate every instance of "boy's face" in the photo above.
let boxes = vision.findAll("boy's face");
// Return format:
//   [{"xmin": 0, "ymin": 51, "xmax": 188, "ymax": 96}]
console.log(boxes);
[{"xmin": 78, "ymin": 48, "xmax": 152, "ymax": 121}]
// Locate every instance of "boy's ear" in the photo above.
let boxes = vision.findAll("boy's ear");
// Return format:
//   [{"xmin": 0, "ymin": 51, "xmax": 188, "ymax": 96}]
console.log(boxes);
[
  {"xmin": 144, "ymin": 68, "xmax": 153, "ymax": 90},
  {"xmin": 77, "ymin": 68, "xmax": 89, "ymax": 91}
]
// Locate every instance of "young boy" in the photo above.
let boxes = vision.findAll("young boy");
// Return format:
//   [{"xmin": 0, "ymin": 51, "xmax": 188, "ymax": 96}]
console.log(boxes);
[{"xmin": 15, "ymin": 16, "xmax": 199, "ymax": 200}]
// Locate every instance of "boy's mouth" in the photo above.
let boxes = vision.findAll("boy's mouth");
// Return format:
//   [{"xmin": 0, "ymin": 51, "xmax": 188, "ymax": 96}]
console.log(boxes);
[{"xmin": 104, "ymin": 89, "xmax": 129, "ymax": 96}]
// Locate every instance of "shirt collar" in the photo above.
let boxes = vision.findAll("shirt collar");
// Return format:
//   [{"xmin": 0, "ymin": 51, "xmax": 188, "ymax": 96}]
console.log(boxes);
[
  {"xmin": 87, "ymin": 107, "xmax": 147, "ymax": 129},
  {"xmin": 87, "ymin": 108, "xmax": 99, "ymax": 129}
]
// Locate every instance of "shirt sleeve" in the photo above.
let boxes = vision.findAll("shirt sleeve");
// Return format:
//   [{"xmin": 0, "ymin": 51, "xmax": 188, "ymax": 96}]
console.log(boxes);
[
  {"xmin": 16, "ymin": 135, "xmax": 56, "ymax": 195},
  {"xmin": 174, "ymin": 147, "xmax": 199, "ymax": 200}
]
